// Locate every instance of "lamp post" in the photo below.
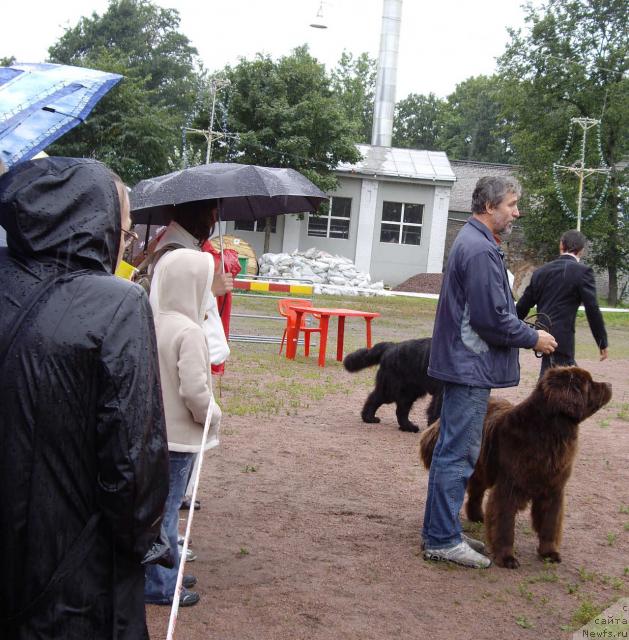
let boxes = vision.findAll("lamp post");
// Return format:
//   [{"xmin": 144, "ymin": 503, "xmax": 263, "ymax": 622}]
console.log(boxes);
[{"xmin": 309, "ymin": 1, "xmax": 328, "ymax": 29}]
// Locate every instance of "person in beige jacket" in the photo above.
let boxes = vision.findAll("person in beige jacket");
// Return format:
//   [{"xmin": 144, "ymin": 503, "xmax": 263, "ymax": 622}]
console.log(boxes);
[{"xmin": 145, "ymin": 248, "xmax": 221, "ymax": 608}]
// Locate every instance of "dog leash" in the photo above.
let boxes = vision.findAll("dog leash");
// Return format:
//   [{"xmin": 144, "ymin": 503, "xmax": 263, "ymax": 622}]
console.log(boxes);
[{"xmin": 524, "ymin": 312, "xmax": 555, "ymax": 367}]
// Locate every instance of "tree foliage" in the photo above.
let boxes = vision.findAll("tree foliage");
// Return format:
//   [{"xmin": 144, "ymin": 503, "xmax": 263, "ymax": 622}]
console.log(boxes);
[
  {"xmin": 438, "ymin": 75, "xmax": 514, "ymax": 163},
  {"xmin": 196, "ymin": 46, "xmax": 361, "ymax": 251},
  {"xmin": 213, "ymin": 46, "xmax": 360, "ymax": 191},
  {"xmin": 392, "ymin": 92, "xmax": 445, "ymax": 151},
  {"xmin": 330, "ymin": 51, "xmax": 376, "ymax": 144},
  {"xmin": 46, "ymin": 0, "xmax": 201, "ymax": 184},
  {"xmin": 499, "ymin": 0, "xmax": 629, "ymax": 303}
]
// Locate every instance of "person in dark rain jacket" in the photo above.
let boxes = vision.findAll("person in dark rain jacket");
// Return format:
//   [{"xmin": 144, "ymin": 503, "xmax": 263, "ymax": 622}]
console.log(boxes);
[{"xmin": 0, "ymin": 157, "xmax": 169, "ymax": 639}]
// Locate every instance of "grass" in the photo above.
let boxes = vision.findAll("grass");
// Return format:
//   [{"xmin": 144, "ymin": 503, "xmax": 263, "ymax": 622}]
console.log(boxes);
[
  {"xmin": 571, "ymin": 599, "xmax": 604, "ymax": 627},
  {"xmin": 225, "ymin": 291, "xmax": 629, "ymax": 422},
  {"xmin": 578, "ymin": 567, "xmax": 596, "ymax": 582},
  {"xmin": 527, "ymin": 568, "xmax": 559, "ymax": 583},
  {"xmin": 515, "ymin": 615, "xmax": 533, "ymax": 629}
]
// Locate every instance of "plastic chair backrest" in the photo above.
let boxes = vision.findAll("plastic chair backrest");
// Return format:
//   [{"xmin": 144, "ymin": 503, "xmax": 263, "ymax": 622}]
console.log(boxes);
[{"xmin": 278, "ymin": 298, "xmax": 312, "ymax": 318}]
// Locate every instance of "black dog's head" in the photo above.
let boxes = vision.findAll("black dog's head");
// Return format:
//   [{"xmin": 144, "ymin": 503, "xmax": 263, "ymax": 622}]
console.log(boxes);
[{"xmin": 538, "ymin": 366, "xmax": 612, "ymax": 421}]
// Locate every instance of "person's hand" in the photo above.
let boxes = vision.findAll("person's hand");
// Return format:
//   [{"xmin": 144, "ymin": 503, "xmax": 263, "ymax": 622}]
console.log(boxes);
[
  {"xmin": 599, "ymin": 347, "xmax": 609, "ymax": 361},
  {"xmin": 534, "ymin": 330, "xmax": 557, "ymax": 354},
  {"xmin": 211, "ymin": 271, "xmax": 233, "ymax": 296}
]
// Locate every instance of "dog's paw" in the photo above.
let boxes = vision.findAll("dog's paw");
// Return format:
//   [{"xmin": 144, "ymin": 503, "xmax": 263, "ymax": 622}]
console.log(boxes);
[
  {"xmin": 495, "ymin": 554, "xmax": 520, "ymax": 569},
  {"xmin": 362, "ymin": 416, "xmax": 380, "ymax": 424},
  {"xmin": 539, "ymin": 550, "xmax": 562, "ymax": 563},
  {"xmin": 399, "ymin": 423, "xmax": 420, "ymax": 433},
  {"xmin": 466, "ymin": 509, "xmax": 484, "ymax": 523}
]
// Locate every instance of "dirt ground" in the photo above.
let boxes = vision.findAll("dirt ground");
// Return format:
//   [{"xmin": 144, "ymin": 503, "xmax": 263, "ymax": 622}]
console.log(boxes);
[{"xmin": 147, "ymin": 351, "xmax": 629, "ymax": 640}]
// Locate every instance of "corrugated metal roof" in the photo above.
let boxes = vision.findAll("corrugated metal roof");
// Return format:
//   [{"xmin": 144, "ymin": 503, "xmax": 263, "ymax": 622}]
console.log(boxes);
[{"xmin": 336, "ymin": 144, "xmax": 456, "ymax": 183}]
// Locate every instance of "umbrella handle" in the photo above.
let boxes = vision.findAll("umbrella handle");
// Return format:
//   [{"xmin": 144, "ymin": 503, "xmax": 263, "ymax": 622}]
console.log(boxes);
[
  {"xmin": 143, "ymin": 214, "xmax": 152, "ymax": 254},
  {"xmin": 217, "ymin": 200, "xmax": 225, "ymax": 274}
]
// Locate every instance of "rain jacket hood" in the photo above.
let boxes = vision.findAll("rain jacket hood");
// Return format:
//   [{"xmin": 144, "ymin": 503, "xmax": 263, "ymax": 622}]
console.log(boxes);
[
  {"xmin": 153, "ymin": 248, "xmax": 222, "ymax": 452},
  {"xmin": 0, "ymin": 156, "xmax": 121, "ymax": 273},
  {"xmin": 157, "ymin": 247, "xmax": 213, "ymax": 325}
]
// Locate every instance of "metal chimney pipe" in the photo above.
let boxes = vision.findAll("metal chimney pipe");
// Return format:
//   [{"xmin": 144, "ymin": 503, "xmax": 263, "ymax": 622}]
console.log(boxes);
[{"xmin": 371, "ymin": 0, "xmax": 402, "ymax": 147}]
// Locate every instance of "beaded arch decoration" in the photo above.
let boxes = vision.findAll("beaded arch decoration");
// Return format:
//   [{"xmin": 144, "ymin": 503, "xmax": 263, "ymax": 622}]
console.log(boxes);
[{"xmin": 552, "ymin": 118, "xmax": 611, "ymax": 224}]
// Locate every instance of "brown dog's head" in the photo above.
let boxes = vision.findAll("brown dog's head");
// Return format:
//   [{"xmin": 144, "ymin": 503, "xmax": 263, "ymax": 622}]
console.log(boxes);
[{"xmin": 538, "ymin": 366, "xmax": 612, "ymax": 421}]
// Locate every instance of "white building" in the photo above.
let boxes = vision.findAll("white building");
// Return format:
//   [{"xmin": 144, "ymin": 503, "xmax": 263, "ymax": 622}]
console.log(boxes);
[{"xmin": 224, "ymin": 143, "xmax": 455, "ymax": 287}]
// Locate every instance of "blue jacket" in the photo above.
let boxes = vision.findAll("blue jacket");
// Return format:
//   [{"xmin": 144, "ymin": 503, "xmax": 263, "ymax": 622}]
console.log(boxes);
[{"xmin": 428, "ymin": 217, "xmax": 538, "ymax": 388}]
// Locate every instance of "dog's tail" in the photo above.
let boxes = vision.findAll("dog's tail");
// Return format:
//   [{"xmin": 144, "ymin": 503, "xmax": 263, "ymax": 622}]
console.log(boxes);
[
  {"xmin": 419, "ymin": 422, "xmax": 440, "ymax": 469},
  {"xmin": 343, "ymin": 341, "xmax": 396, "ymax": 372}
]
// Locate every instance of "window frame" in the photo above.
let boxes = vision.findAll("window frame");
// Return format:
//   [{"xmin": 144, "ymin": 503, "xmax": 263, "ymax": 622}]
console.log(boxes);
[
  {"xmin": 307, "ymin": 196, "xmax": 352, "ymax": 239},
  {"xmin": 379, "ymin": 201, "xmax": 423, "ymax": 246},
  {"xmin": 233, "ymin": 217, "xmax": 277, "ymax": 233}
]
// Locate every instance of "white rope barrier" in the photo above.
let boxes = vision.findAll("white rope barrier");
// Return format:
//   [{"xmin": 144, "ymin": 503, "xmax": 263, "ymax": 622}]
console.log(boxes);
[{"xmin": 166, "ymin": 394, "xmax": 218, "ymax": 640}]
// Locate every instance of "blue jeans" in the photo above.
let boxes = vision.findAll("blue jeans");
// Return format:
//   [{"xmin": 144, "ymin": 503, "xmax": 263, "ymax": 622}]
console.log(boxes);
[
  {"xmin": 422, "ymin": 383, "xmax": 490, "ymax": 549},
  {"xmin": 145, "ymin": 451, "xmax": 194, "ymax": 604}
]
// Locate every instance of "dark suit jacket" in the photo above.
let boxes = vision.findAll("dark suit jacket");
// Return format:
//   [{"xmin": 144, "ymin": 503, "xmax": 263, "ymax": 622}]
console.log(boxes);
[{"xmin": 516, "ymin": 254, "xmax": 608, "ymax": 360}]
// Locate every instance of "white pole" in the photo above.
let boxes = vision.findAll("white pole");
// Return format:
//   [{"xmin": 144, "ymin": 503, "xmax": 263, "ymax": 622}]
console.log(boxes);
[
  {"xmin": 206, "ymin": 81, "xmax": 218, "ymax": 164},
  {"xmin": 166, "ymin": 394, "xmax": 218, "ymax": 640}
]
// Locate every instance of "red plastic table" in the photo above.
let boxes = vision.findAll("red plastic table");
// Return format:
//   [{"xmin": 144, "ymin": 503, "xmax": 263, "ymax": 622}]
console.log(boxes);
[{"xmin": 284, "ymin": 305, "xmax": 380, "ymax": 367}]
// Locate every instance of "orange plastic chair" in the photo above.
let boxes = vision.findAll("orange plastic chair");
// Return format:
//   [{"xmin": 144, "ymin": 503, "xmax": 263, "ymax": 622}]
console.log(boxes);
[{"xmin": 278, "ymin": 298, "xmax": 322, "ymax": 357}]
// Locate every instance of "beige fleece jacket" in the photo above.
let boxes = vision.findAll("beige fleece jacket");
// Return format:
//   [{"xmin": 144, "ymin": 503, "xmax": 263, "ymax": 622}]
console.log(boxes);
[{"xmin": 153, "ymin": 248, "xmax": 221, "ymax": 452}]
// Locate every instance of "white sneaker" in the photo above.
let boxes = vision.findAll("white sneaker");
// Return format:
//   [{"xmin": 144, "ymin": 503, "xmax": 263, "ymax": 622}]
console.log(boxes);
[
  {"xmin": 421, "ymin": 533, "xmax": 486, "ymax": 554},
  {"xmin": 423, "ymin": 540, "xmax": 492, "ymax": 568}
]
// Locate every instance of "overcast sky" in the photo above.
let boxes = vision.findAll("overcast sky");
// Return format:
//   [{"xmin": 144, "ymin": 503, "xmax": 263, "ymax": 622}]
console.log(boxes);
[{"xmin": 2, "ymin": 0, "xmax": 537, "ymax": 100}]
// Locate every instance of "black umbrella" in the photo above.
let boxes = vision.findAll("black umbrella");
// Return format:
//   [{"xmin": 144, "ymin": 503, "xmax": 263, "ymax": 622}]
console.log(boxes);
[{"xmin": 130, "ymin": 163, "xmax": 327, "ymax": 269}]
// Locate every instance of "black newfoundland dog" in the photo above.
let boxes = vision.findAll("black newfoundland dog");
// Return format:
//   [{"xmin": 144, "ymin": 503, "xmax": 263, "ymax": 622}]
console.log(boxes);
[{"xmin": 343, "ymin": 338, "xmax": 443, "ymax": 433}]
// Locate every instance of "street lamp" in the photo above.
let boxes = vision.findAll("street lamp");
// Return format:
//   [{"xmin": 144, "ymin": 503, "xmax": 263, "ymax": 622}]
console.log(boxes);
[{"xmin": 309, "ymin": 0, "xmax": 327, "ymax": 28}]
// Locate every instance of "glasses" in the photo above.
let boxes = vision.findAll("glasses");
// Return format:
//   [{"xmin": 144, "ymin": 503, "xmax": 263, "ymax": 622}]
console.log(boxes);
[{"xmin": 122, "ymin": 227, "xmax": 139, "ymax": 248}]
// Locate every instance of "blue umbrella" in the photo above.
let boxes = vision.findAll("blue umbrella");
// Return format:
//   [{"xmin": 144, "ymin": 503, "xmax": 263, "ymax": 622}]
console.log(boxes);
[{"xmin": 0, "ymin": 63, "xmax": 122, "ymax": 169}]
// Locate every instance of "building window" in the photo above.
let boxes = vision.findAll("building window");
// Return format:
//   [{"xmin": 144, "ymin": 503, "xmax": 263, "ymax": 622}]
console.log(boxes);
[
  {"xmin": 380, "ymin": 201, "xmax": 423, "ymax": 245},
  {"xmin": 234, "ymin": 217, "xmax": 276, "ymax": 233},
  {"xmin": 307, "ymin": 196, "xmax": 351, "ymax": 239}
]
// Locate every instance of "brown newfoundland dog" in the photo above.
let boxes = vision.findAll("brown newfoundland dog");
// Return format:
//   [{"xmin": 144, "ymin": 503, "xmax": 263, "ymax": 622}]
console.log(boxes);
[{"xmin": 420, "ymin": 367, "xmax": 612, "ymax": 568}]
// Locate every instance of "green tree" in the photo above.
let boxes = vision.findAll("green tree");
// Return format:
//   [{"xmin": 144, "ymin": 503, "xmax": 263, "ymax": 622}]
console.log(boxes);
[
  {"xmin": 392, "ymin": 92, "xmax": 446, "ymax": 150},
  {"xmin": 499, "ymin": 0, "xmax": 629, "ymax": 304},
  {"xmin": 1, "ymin": 56, "xmax": 16, "ymax": 67},
  {"xmin": 212, "ymin": 46, "xmax": 361, "ymax": 251},
  {"xmin": 330, "ymin": 51, "xmax": 376, "ymax": 144},
  {"xmin": 46, "ymin": 0, "xmax": 202, "ymax": 184},
  {"xmin": 439, "ymin": 75, "xmax": 514, "ymax": 163}
]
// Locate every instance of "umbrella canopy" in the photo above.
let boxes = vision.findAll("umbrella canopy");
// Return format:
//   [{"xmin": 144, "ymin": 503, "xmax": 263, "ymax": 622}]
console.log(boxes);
[
  {"xmin": 0, "ymin": 63, "xmax": 122, "ymax": 169},
  {"xmin": 130, "ymin": 163, "xmax": 327, "ymax": 225}
]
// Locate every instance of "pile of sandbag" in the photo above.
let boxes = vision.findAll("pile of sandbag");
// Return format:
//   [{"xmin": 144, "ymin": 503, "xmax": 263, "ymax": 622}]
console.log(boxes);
[{"xmin": 258, "ymin": 248, "xmax": 388, "ymax": 296}]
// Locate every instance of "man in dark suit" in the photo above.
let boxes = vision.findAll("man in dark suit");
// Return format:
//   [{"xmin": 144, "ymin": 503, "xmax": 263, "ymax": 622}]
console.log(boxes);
[{"xmin": 516, "ymin": 229, "xmax": 608, "ymax": 376}]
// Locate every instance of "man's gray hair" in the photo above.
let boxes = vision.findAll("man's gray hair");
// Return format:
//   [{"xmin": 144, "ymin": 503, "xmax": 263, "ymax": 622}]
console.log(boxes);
[{"xmin": 471, "ymin": 176, "xmax": 521, "ymax": 214}]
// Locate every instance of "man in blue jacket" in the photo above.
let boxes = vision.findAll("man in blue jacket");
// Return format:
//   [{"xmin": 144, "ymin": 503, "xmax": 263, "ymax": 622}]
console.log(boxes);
[{"xmin": 422, "ymin": 176, "xmax": 557, "ymax": 568}]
